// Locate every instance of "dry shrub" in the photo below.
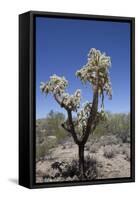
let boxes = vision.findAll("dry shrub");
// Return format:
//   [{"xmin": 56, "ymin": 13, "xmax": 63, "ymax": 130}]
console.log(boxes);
[
  {"xmin": 122, "ymin": 146, "xmax": 130, "ymax": 161},
  {"xmin": 103, "ymin": 145, "xmax": 115, "ymax": 159},
  {"xmin": 100, "ymin": 135, "xmax": 120, "ymax": 146},
  {"xmin": 90, "ymin": 143, "xmax": 99, "ymax": 153},
  {"xmin": 43, "ymin": 155, "xmax": 98, "ymax": 182}
]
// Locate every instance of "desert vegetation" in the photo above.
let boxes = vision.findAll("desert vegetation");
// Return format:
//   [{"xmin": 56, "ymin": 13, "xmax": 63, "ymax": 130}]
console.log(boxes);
[
  {"xmin": 36, "ymin": 111, "xmax": 130, "ymax": 183},
  {"xmin": 36, "ymin": 48, "xmax": 130, "ymax": 183}
]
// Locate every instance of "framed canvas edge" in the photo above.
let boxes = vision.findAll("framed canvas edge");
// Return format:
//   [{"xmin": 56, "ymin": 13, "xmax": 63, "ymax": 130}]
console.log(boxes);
[{"xmin": 19, "ymin": 10, "xmax": 135, "ymax": 189}]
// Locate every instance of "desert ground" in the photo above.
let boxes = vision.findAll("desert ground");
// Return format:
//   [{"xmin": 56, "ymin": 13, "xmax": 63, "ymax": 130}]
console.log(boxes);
[{"xmin": 36, "ymin": 135, "xmax": 130, "ymax": 183}]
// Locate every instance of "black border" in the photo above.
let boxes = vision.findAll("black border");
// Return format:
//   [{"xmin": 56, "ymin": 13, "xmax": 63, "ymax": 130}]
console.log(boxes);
[{"xmin": 19, "ymin": 11, "xmax": 135, "ymax": 189}]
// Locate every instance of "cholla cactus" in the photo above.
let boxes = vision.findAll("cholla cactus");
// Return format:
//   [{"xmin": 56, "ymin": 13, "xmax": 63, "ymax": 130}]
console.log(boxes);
[
  {"xmin": 40, "ymin": 48, "xmax": 112, "ymax": 179},
  {"xmin": 61, "ymin": 89, "xmax": 81, "ymax": 111},
  {"xmin": 40, "ymin": 74, "xmax": 68, "ymax": 95},
  {"xmin": 77, "ymin": 102, "xmax": 92, "ymax": 133},
  {"xmin": 40, "ymin": 75, "xmax": 81, "ymax": 111},
  {"xmin": 76, "ymin": 48, "xmax": 112, "ymax": 99}
]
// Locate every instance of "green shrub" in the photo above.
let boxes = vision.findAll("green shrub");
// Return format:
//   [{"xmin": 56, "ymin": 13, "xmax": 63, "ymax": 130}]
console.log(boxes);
[
  {"xmin": 36, "ymin": 142, "xmax": 49, "ymax": 160},
  {"xmin": 46, "ymin": 110, "xmax": 67, "ymax": 142},
  {"xmin": 91, "ymin": 112, "xmax": 130, "ymax": 143}
]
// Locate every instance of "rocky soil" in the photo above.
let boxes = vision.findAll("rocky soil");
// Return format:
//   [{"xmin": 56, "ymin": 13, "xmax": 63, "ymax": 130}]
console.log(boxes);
[{"xmin": 36, "ymin": 136, "xmax": 130, "ymax": 183}]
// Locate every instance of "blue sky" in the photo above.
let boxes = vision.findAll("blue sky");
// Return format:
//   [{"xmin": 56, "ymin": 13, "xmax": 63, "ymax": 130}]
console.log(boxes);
[{"xmin": 36, "ymin": 17, "xmax": 130, "ymax": 119}]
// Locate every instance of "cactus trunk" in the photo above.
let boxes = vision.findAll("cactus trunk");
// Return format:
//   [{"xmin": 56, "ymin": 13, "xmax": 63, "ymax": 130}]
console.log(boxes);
[{"xmin": 78, "ymin": 144, "xmax": 85, "ymax": 179}]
